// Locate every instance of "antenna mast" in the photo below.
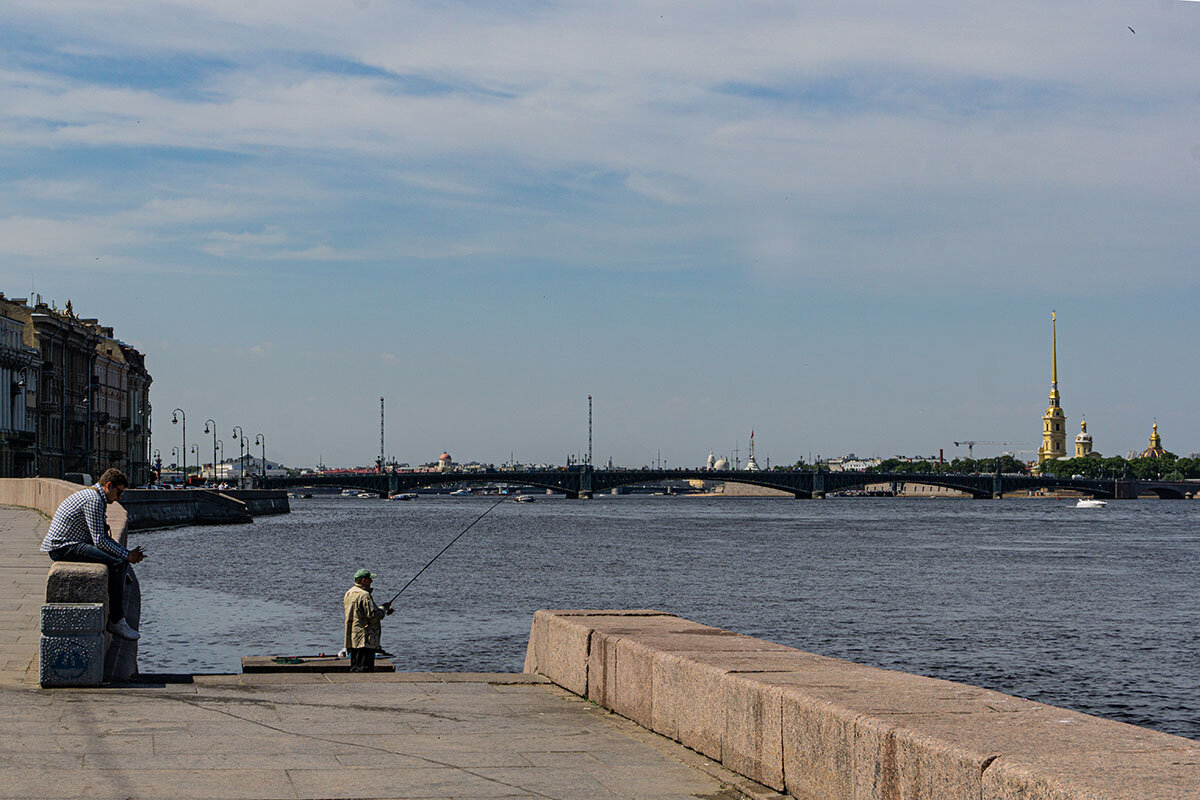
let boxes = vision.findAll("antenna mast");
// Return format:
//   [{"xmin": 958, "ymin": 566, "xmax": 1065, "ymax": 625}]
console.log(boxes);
[
  {"xmin": 587, "ymin": 395, "xmax": 592, "ymax": 467},
  {"xmin": 379, "ymin": 396, "xmax": 385, "ymax": 472}
]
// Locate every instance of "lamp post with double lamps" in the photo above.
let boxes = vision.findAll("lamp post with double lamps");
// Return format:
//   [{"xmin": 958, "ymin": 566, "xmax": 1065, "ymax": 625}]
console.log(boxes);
[
  {"xmin": 171, "ymin": 408, "xmax": 186, "ymax": 489},
  {"xmin": 232, "ymin": 425, "xmax": 245, "ymax": 489},
  {"xmin": 254, "ymin": 433, "xmax": 266, "ymax": 485},
  {"xmin": 204, "ymin": 419, "xmax": 217, "ymax": 487}
]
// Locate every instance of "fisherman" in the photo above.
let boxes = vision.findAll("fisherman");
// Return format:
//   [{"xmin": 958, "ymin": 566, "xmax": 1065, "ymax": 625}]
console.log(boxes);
[
  {"xmin": 343, "ymin": 568, "xmax": 393, "ymax": 672},
  {"xmin": 40, "ymin": 468, "xmax": 145, "ymax": 641}
]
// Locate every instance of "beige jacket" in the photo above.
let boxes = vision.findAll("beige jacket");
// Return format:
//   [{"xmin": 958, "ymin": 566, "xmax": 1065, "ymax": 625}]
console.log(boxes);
[{"xmin": 343, "ymin": 584, "xmax": 387, "ymax": 650}]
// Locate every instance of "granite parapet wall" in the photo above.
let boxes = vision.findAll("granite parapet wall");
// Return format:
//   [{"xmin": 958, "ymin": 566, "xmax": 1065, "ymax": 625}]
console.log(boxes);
[
  {"xmin": 119, "ymin": 489, "xmax": 252, "ymax": 530},
  {"xmin": 220, "ymin": 489, "xmax": 290, "ymax": 516},
  {"xmin": 524, "ymin": 609, "xmax": 1199, "ymax": 800}
]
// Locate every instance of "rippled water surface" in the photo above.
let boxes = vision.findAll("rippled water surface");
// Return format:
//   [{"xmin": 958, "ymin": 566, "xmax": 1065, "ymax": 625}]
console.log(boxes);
[{"xmin": 132, "ymin": 495, "xmax": 1199, "ymax": 740}]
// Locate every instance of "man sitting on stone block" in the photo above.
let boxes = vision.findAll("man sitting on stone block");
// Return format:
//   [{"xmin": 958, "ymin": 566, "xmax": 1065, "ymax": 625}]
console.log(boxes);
[{"xmin": 40, "ymin": 468, "xmax": 145, "ymax": 641}]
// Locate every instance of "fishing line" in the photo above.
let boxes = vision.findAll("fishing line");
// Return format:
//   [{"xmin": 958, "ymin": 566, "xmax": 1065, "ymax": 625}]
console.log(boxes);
[{"xmin": 386, "ymin": 494, "xmax": 509, "ymax": 605}]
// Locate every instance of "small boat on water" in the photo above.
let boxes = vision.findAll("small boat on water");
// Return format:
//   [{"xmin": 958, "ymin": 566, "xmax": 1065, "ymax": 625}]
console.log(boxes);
[
  {"xmin": 357, "ymin": 492, "xmax": 375, "ymax": 498},
  {"xmin": 389, "ymin": 493, "xmax": 417, "ymax": 501},
  {"xmin": 340, "ymin": 489, "xmax": 357, "ymax": 497},
  {"xmin": 450, "ymin": 488, "xmax": 472, "ymax": 497},
  {"xmin": 1075, "ymin": 498, "xmax": 1107, "ymax": 508},
  {"xmin": 513, "ymin": 495, "xmax": 535, "ymax": 503}
]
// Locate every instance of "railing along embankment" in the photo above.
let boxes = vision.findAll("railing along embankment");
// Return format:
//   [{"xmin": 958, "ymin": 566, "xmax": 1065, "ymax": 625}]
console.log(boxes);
[
  {"xmin": 524, "ymin": 610, "xmax": 1198, "ymax": 800},
  {"xmin": 0, "ymin": 478, "xmax": 138, "ymax": 685}
]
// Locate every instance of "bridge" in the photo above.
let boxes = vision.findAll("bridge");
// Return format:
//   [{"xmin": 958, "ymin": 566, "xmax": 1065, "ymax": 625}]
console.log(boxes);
[{"xmin": 266, "ymin": 468, "xmax": 1199, "ymax": 500}]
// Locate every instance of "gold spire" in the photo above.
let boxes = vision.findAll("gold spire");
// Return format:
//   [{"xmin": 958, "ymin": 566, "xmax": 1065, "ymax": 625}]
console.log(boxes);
[
  {"xmin": 1038, "ymin": 310, "xmax": 1067, "ymax": 466},
  {"xmin": 1048, "ymin": 310, "xmax": 1059, "ymax": 405},
  {"xmin": 1080, "ymin": 417, "xmax": 1087, "ymax": 433}
]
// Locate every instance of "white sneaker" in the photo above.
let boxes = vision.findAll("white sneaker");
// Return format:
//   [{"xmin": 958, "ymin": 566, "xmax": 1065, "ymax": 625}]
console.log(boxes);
[{"xmin": 107, "ymin": 619, "xmax": 140, "ymax": 641}]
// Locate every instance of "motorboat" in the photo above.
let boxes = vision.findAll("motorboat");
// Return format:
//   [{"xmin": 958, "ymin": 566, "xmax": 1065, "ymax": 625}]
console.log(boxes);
[
  {"xmin": 513, "ymin": 495, "xmax": 535, "ymax": 503},
  {"xmin": 389, "ymin": 493, "xmax": 417, "ymax": 501},
  {"xmin": 340, "ymin": 489, "xmax": 357, "ymax": 497},
  {"xmin": 357, "ymin": 492, "xmax": 375, "ymax": 498},
  {"xmin": 450, "ymin": 488, "xmax": 472, "ymax": 496},
  {"xmin": 1075, "ymin": 498, "xmax": 1107, "ymax": 508}
]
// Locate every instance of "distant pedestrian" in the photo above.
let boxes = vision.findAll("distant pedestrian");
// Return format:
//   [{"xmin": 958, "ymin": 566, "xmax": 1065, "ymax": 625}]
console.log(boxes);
[
  {"xmin": 343, "ymin": 568, "xmax": 393, "ymax": 672},
  {"xmin": 40, "ymin": 468, "xmax": 145, "ymax": 641}
]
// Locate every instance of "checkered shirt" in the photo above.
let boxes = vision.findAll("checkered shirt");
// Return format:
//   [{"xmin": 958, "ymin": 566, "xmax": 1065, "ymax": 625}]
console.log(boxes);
[{"xmin": 39, "ymin": 485, "xmax": 130, "ymax": 559}]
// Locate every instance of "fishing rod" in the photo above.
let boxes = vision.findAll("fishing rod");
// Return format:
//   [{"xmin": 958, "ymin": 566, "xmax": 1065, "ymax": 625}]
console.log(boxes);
[{"xmin": 386, "ymin": 494, "xmax": 509, "ymax": 605}]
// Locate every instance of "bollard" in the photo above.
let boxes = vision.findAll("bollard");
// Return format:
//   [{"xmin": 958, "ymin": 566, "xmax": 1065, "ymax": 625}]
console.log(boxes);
[{"xmin": 40, "ymin": 603, "xmax": 105, "ymax": 686}]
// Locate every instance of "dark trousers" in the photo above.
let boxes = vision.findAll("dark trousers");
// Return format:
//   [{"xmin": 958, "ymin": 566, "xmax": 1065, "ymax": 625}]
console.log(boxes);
[
  {"xmin": 348, "ymin": 648, "xmax": 376, "ymax": 672},
  {"xmin": 48, "ymin": 542, "xmax": 128, "ymax": 623}
]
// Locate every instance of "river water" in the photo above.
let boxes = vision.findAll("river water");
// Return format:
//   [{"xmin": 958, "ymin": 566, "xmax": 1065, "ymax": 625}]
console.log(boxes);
[{"xmin": 130, "ymin": 495, "xmax": 1199, "ymax": 741}]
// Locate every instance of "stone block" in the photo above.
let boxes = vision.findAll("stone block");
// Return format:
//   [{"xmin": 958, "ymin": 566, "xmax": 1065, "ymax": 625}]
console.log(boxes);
[
  {"xmin": 45, "ymin": 562, "xmax": 108, "ymax": 614},
  {"xmin": 525, "ymin": 610, "xmax": 592, "ymax": 696},
  {"xmin": 609, "ymin": 637, "xmax": 655, "ymax": 730},
  {"xmin": 781, "ymin": 690, "xmax": 858, "ymax": 800},
  {"xmin": 40, "ymin": 603, "xmax": 104, "ymax": 634},
  {"xmin": 651, "ymin": 650, "xmax": 727, "ymax": 760},
  {"xmin": 852, "ymin": 714, "xmax": 991, "ymax": 800},
  {"xmin": 722, "ymin": 671, "xmax": 786, "ymax": 791},
  {"xmin": 40, "ymin": 633, "xmax": 104, "ymax": 686}
]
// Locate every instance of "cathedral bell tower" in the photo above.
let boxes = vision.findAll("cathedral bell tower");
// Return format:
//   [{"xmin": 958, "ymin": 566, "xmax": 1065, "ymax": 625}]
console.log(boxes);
[{"xmin": 1037, "ymin": 311, "xmax": 1067, "ymax": 466}]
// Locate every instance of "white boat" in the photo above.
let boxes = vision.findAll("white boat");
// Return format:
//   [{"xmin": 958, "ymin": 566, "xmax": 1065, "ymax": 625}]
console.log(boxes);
[
  {"xmin": 1075, "ymin": 498, "xmax": 1107, "ymax": 508},
  {"xmin": 450, "ymin": 488, "xmax": 472, "ymax": 496},
  {"xmin": 357, "ymin": 492, "xmax": 375, "ymax": 498},
  {"xmin": 388, "ymin": 493, "xmax": 417, "ymax": 501},
  {"xmin": 340, "ymin": 489, "xmax": 357, "ymax": 497},
  {"xmin": 513, "ymin": 495, "xmax": 535, "ymax": 503}
]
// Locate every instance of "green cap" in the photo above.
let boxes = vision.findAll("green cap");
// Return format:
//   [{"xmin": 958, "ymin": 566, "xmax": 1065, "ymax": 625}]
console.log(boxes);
[{"xmin": 354, "ymin": 568, "xmax": 375, "ymax": 581}]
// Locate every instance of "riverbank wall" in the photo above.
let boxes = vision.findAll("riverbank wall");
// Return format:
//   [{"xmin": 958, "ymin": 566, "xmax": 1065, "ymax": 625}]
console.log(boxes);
[
  {"xmin": 118, "ymin": 489, "xmax": 288, "ymax": 530},
  {"xmin": 524, "ymin": 609, "xmax": 1198, "ymax": 800},
  {"xmin": 0, "ymin": 477, "xmax": 128, "ymax": 543},
  {"xmin": 0, "ymin": 479, "xmax": 288, "ymax": 532}
]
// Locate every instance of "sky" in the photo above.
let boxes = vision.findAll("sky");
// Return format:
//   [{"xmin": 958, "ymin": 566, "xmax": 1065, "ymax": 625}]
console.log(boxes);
[{"xmin": 3, "ymin": 0, "xmax": 1199, "ymax": 469}]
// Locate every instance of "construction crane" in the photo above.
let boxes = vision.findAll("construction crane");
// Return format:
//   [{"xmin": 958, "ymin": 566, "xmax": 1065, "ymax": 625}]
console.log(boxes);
[{"xmin": 953, "ymin": 441, "xmax": 1032, "ymax": 459}]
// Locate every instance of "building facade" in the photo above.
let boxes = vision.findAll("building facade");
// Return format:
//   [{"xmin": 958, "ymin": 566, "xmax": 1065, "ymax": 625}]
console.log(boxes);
[
  {"xmin": 12, "ymin": 298, "xmax": 153, "ymax": 482},
  {"xmin": 0, "ymin": 296, "xmax": 40, "ymax": 477}
]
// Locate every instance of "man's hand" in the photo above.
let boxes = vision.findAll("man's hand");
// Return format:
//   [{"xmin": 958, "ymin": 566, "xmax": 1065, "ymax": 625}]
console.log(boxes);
[
  {"xmin": 382, "ymin": 601, "xmax": 394, "ymax": 616},
  {"xmin": 127, "ymin": 546, "xmax": 146, "ymax": 564}
]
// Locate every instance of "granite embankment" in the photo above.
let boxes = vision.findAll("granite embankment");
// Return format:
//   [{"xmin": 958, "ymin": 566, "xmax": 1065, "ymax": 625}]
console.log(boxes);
[
  {"xmin": 525, "ymin": 609, "xmax": 1200, "ymax": 800},
  {"xmin": 0, "ymin": 499, "xmax": 774, "ymax": 800},
  {"xmin": 118, "ymin": 488, "xmax": 288, "ymax": 530},
  {"xmin": 0, "ymin": 478, "xmax": 288, "ymax": 531}
]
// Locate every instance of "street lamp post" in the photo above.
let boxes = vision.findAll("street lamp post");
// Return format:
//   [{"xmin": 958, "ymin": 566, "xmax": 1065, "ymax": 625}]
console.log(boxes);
[
  {"xmin": 172, "ymin": 408, "xmax": 186, "ymax": 489},
  {"xmin": 216, "ymin": 440, "xmax": 224, "ymax": 484},
  {"xmin": 170, "ymin": 446, "xmax": 179, "ymax": 483},
  {"xmin": 254, "ymin": 433, "xmax": 266, "ymax": 484},
  {"xmin": 204, "ymin": 419, "xmax": 217, "ymax": 487},
  {"xmin": 232, "ymin": 426, "xmax": 244, "ymax": 489},
  {"xmin": 190, "ymin": 443, "xmax": 200, "ymax": 483}
]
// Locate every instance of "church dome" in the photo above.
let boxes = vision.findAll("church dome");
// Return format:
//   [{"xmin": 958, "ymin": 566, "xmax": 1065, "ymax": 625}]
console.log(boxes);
[
  {"xmin": 713, "ymin": 457, "xmax": 729, "ymax": 471},
  {"xmin": 1075, "ymin": 419, "xmax": 1092, "ymax": 443},
  {"xmin": 1138, "ymin": 420, "xmax": 1167, "ymax": 459}
]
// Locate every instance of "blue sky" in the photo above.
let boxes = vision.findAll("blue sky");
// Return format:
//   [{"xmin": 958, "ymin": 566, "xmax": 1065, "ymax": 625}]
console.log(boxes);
[{"xmin": 3, "ymin": 1, "xmax": 1199, "ymax": 468}]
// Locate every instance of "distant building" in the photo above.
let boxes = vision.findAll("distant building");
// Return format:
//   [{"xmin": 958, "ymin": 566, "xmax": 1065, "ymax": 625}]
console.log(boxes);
[
  {"xmin": 0, "ymin": 296, "xmax": 40, "ymax": 477},
  {"xmin": 0, "ymin": 295, "xmax": 153, "ymax": 482},
  {"xmin": 438, "ymin": 451, "xmax": 453, "ymax": 471},
  {"xmin": 1138, "ymin": 420, "xmax": 1169, "ymax": 459},
  {"xmin": 1037, "ymin": 312, "xmax": 1068, "ymax": 466},
  {"xmin": 826, "ymin": 455, "xmax": 882, "ymax": 472},
  {"xmin": 1074, "ymin": 418, "xmax": 1099, "ymax": 459}
]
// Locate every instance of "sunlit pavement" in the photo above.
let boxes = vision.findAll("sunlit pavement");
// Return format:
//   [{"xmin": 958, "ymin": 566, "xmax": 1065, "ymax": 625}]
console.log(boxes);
[{"xmin": 0, "ymin": 507, "xmax": 776, "ymax": 800}]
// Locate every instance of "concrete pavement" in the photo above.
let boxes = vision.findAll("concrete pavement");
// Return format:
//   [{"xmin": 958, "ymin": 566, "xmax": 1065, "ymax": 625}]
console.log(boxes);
[{"xmin": 0, "ymin": 506, "xmax": 780, "ymax": 800}]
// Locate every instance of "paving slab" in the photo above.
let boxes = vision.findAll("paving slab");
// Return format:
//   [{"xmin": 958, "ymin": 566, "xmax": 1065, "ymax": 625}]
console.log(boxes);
[{"xmin": 0, "ymin": 505, "xmax": 772, "ymax": 800}]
